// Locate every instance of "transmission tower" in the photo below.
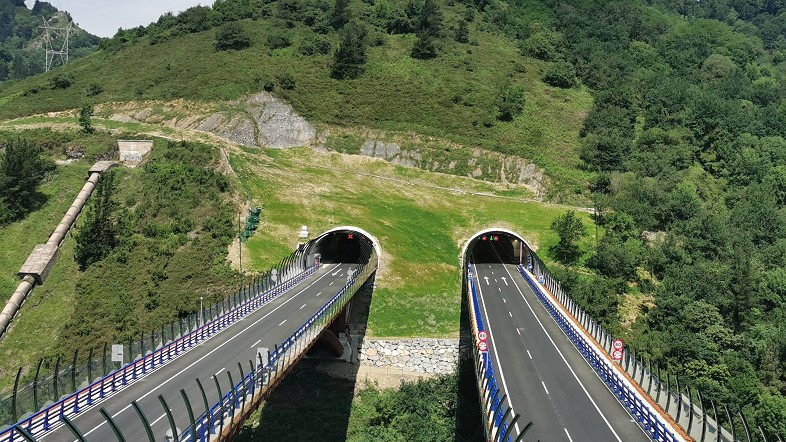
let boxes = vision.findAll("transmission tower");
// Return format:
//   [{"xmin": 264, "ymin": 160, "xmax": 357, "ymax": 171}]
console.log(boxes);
[{"xmin": 40, "ymin": 16, "xmax": 73, "ymax": 72}]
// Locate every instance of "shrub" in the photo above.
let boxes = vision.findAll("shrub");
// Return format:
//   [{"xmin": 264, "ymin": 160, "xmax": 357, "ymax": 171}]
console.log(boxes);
[
  {"xmin": 277, "ymin": 72, "xmax": 296, "ymax": 90},
  {"xmin": 49, "ymin": 74, "xmax": 72, "ymax": 90},
  {"xmin": 542, "ymin": 61, "xmax": 578, "ymax": 88},
  {"xmin": 331, "ymin": 21, "xmax": 368, "ymax": 79},
  {"xmin": 214, "ymin": 22, "xmax": 252, "ymax": 51},
  {"xmin": 496, "ymin": 82, "xmax": 526, "ymax": 121},
  {"xmin": 299, "ymin": 34, "xmax": 331, "ymax": 55},
  {"xmin": 86, "ymin": 82, "xmax": 104, "ymax": 97},
  {"xmin": 267, "ymin": 28, "xmax": 291, "ymax": 49}
]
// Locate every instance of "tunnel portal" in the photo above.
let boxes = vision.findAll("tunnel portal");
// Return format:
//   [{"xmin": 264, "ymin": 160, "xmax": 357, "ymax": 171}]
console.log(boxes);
[{"xmin": 462, "ymin": 229, "xmax": 532, "ymax": 266}]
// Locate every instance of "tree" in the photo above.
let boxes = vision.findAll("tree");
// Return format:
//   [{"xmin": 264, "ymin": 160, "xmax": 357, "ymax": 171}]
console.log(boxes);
[
  {"xmin": 411, "ymin": 31, "xmax": 437, "ymax": 59},
  {"xmin": 454, "ymin": 18, "xmax": 469, "ymax": 43},
  {"xmin": 542, "ymin": 61, "xmax": 578, "ymax": 88},
  {"xmin": 331, "ymin": 0, "xmax": 351, "ymax": 30},
  {"xmin": 214, "ymin": 22, "xmax": 251, "ymax": 51},
  {"xmin": 331, "ymin": 21, "xmax": 368, "ymax": 79},
  {"xmin": 496, "ymin": 82, "xmax": 526, "ymax": 121},
  {"xmin": 79, "ymin": 104, "xmax": 95, "ymax": 134},
  {"xmin": 0, "ymin": 138, "xmax": 55, "ymax": 224},
  {"xmin": 410, "ymin": 0, "xmax": 442, "ymax": 58},
  {"xmin": 550, "ymin": 210, "xmax": 586, "ymax": 264},
  {"xmin": 74, "ymin": 171, "xmax": 120, "ymax": 270}
]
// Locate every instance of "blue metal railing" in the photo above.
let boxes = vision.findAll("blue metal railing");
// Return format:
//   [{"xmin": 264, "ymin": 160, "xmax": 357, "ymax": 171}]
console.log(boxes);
[
  {"xmin": 0, "ymin": 264, "xmax": 318, "ymax": 442},
  {"xmin": 518, "ymin": 264, "xmax": 682, "ymax": 442},
  {"xmin": 179, "ymin": 254, "xmax": 378, "ymax": 442},
  {"xmin": 466, "ymin": 264, "xmax": 518, "ymax": 442}
]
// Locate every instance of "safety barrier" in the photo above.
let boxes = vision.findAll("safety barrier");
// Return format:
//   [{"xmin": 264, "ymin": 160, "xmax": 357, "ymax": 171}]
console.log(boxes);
[
  {"xmin": 518, "ymin": 264, "xmax": 684, "ymax": 442},
  {"xmin": 0, "ymin": 264, "xmax": 317, "ymax": 442},
  {"xmin": 466, "ymin": 264, "xmax": 526, "ymax": 442},
  {"xmin": 178, "ymin": 252, "xmax": 378, "ymax": 442}
]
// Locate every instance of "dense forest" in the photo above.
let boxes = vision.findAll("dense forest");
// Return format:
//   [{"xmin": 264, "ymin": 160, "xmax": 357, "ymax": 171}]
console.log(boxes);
[
  {"xmin": 0, "ymin": 0, "xmax": 99, "ymax": 81},
  {"xmin": 529, "ymin": 0, "xmax": 786, "ymax": 437}
]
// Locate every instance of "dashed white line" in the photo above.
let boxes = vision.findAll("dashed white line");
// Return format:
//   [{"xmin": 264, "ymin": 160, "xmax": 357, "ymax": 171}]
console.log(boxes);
[
  {"xmin": 316, "ymin": 292, "xmax": 322, "ymax": 297},
  {"xmin": 516, "ymin": 329, "xmax": 521, "ymax": 336},
  {"xmin": 564, "ymin": 428, "xmax": 575, "ymax": 442},
  {"xmin": 542, "ymin": 381, "xmax": 550, "ymax": 395},
  {"xmin": 498, "ymin": 287, "xmax": 502, "ymax": 292},
  {"xmin": 300, "ymin": 304, "xmax": 306, "ymax": 310},
  {"xmin": 508, "ymin": 311, "xmax": 513, "ymax": 317},
  {"xmin": 503, "ymin": 298, "xmax": 507, "ymax": 304},
  {"xmin": 151, "ymin": 413, "xmax": 167, "ymax": 426},
  {"xmin": 214, "ymin": 368, "xmax": 225, "ymax": 377},
  {"xmin": 330, "ymin": 281, "xmax": 334, "ymax": 286},
  {"xmin": 527, "ymin": 350, "xmax": 532, "ymax": 359},
  {"xmin": 251, "ymin": 340, "xmax": 261, "ymax": 348},
  {"xmin": 278, "ymin": 319, "xmax": 287, "ymax": 327}
]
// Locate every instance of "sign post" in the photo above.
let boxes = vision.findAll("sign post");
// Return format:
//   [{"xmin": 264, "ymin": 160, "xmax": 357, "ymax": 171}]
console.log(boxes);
[{"xmin": 611, "ymin": 339, "xmax": 624, "ymax": 362}]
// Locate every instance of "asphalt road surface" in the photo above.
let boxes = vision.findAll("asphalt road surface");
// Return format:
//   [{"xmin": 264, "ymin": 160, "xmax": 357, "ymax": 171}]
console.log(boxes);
[
  {"xmin": 40, "ymin": 263, "xmax": 357, "ymax": 442},
  {"xmin": 471, "ymin": 239, "xmax": 649, "ymax": 442}
]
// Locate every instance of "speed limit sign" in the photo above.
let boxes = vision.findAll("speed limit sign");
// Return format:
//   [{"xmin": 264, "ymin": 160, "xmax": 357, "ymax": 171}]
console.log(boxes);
[
  {"xmin": 478, "ymin": 331, "xmax": 488, "ymax": 341},
  {"xmin": 611, "ymin": 339, "xmax": 624, "ymax": 361},
  {"xmin": 478, "ymin": 341, "xmax": 488, "ymax": 352}
]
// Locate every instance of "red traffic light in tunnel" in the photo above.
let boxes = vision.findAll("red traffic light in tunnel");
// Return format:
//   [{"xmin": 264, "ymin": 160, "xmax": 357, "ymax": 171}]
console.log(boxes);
[
  {"xmin": 493, "ymin": 235, "xmax": 499, "ymax": 241},
  {"xmin": 481, "ymin": 236, "xmax": 488, "ymax": 241},
  {"xmin": 347, "ymin": 233, "xmax": 354, "ymax": 240}
]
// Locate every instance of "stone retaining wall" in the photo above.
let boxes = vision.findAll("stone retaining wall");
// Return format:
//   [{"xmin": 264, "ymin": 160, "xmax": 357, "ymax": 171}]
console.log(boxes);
[{"xmin": 357, "ymin": 338, "xmax": 471, "ymax": 375}]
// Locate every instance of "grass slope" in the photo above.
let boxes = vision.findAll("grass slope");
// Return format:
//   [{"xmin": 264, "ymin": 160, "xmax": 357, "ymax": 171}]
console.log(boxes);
[
  {"xmin": 234, "ymin": 146, "xmax": 595, "ymax": 337},
  {"xmin": 0, "ymin": 12, "xmax": 592, "ymax": 200}
]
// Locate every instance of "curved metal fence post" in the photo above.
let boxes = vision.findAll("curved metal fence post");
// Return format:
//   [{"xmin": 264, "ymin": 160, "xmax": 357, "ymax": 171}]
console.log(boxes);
[
  {"xmin": 724, "ymin": 404, "xmax": 735, "ymax": 442},
  {"xmin": 655, "ymin": 365, "xmax": 662, "ymax": 403},
  {"xmin": 675, "ymin": 376, "xmax": 682, "ymax": 421},
  {"xmin": 103, "ymin": 342, "xmax": 108, "ymax": 376},
  {"xmin": 513, "ymin": 421, "xmax": 534, "ymax": 442},
  {"xmin": 665, "ymin": 371, "xmax": 671, "ymax": 413},
  {"xmin": 61, "ymin": 415, "xmax": 88, "ymax": 442},
  {"xmin": 739, "ymin": 410, "xmax": 752, "ymax": 442},
  {"xmin": 687, "ymin": 386, "xmax": 695, "ymax": 434},
  {"xmin": 99, "ymin": 407, "xmax": 126, "ymax": 442},
  {"xmin": 87, "ymin": 348, "xmax": 94, "ymax": 384},
  {"xmin": 14, "ymin": 426, "xmax": 40, "ymax": 442},
  {"xmin": 180, "ymin": 388, "xmax": 197, "ymax": 438},
  {"xmin": 492, "ymin": 406, "xmax": 513, "ymax": 442},
  {"xmin": 71, "ymin": 349, "xmax": 79, "ymax": 392},
  {"xmin": 12, "ymin": 366, "xmax": 22, "ymax": 422},
  {"xmin": 131, "ymin": 400, "xmax": 156, "ymax": 442},
  {"xmin": 758, "ymin": 427, "xmax": 769, "ymax": 442},
  {"xmin": 226, "ymin": 371, "xmax": 236, "ymax": 419},
  {"xmin": 53, "ymin": 355, "xmax": 61, "ymax": 402},
  {"xmin": 711, "ymin": 401, "xmax": 720, "ymax": 442},
  {"xmin": 158, "ymin": 394, "xmax": 179, "ymax": 442},
  {"xmin": 33, "ymin": 358, "xmax": 44, "ymax": 411},
  {"xmin": 499, "ymin": 414, "xmax": 521, "ymax": 442},
  {"xmin": 696, "ymin": 389, "xmax": 706, "ymax": 442}
]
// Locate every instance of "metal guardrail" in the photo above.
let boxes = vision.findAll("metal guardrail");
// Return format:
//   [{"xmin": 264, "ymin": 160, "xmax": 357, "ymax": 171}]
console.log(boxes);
[
  {"xmin": 0, "ymin": 264, "xmax": 317, "ymax": 442},
  {"xmin": 518, "ymin": 264, "xmax": 682, "ymax": 442},
  {"xmin": 178, "ymin": 252, "xmax": 378, "ymax": 442},
  {"xmin": 466, "ymin": 264, "xmax": 528, "ymax": 442}
]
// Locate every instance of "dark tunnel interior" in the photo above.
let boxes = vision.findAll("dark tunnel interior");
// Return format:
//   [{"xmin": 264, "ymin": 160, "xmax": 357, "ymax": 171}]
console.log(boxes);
[
  {"xmin": 467, "ymin": 232, "xmax": 520, "ymax": 264},
  {"xmin": 308, "ymin": 230, "xmax": 373, "ymax": 264}
]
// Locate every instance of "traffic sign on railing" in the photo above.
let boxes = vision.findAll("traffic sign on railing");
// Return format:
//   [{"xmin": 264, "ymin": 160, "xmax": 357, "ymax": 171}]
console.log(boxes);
[
  {"xmin": 611, "ymin": 339, "xmax": 624, "ymax": 362},
  {"xmin": 478, "ymin": 330, "xmax": 488, "ymax": 341},
  {"xmin": 478, "ymin": 340, "xmax": 488, "ymax": 352}
]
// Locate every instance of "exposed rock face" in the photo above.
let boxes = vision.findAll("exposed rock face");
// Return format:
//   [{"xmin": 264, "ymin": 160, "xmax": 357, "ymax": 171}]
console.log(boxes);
[{"xmin": 108, "ymin": 92, "xmax": 317, "ymax": 149}]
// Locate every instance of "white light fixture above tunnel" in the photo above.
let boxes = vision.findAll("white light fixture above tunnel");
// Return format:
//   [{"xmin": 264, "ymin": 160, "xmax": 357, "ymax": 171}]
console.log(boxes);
[{"xmin": 299, "ymin": 225, "xmax": 309, "ymax": 239}]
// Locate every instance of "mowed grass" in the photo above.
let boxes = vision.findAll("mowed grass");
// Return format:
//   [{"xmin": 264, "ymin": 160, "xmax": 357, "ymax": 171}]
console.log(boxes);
[
  {"xmin": 235, "ymin": 147, "xmax": 595, "ymax": 337},
  {"xmin": 0, "ymin": 164, "xmax": 88, "ymax": 390}
]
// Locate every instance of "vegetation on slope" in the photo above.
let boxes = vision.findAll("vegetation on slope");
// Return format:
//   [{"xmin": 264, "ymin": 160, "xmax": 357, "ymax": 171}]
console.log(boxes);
[{"xmin": 0, "ymin": 0, "xmax": 593, "ymax": 200}]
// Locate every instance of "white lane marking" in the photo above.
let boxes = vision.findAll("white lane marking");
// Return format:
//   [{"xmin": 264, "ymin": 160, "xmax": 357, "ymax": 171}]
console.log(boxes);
[
  {"xmin": 542, "ymin": 381, "xmax": 550, "ymax": 395},
  {"xmin": 495, "ymin": 278, "xmax": 498, "ymax": 283},
  {"xmin": 498, "ymin": 287, "xmax": 502, "ymax": 292},
  {"xmin": 151, "ymin": 413, "xmax": 167, "ymax": 426},
  {"xmin": 491, "ymin": 271, "xmax": 494, "ymax": 275},
  {"xmin": 316, "ymin": 292, "xmax": 322, "ymax": 297},
  {"xmin": 475, "ymin": 267, "xmax": 520, "ymax": 435},
  {"xmin": 251, "ymin": 340, "xmax": 261, "ymax": 348},
  {"xmin": 508, "ymin": 311, "xmax": 513, "ymax": 317},
  {"xmin": 527, "ymin": 350, "xmax": 532, "ymax": 359},
  {"xmin": 214, "ymin": 368, "xmax": 225, "ymax": 377},
  {"xmin": 300, "ymin": 304, "xmax": 306, "ymax": 310},
  {"xmin": 565, "ymin": 428, "xmax": 575, "ymax": 442},
  {"xmin": 503, "ymin": 298, "xmax": 507, "ymax": 304},
  {"xmin": 278, "ymin": 319, "xmax": 287, "ymax": 327},
  {"xmin": 331, "ymin": 269, "xmax": 342, "ymax": 276},
  {"xmin": 330, "ymin": 281, "xmax": 334, "ymax": 286},
  {"xmin": 68, "ymin": 264, "xmax": 341, "ymax": 440},
  {"xmin": 496, "ymin": 262, "xmax": 623, "ymax": 442},
  {"xmin": 517, "ymin": 329, "xmax": 521, "ymax": 336},
  {"xmin": 501, "ymin": 277, "xmax": 508, "ymax": 286}
]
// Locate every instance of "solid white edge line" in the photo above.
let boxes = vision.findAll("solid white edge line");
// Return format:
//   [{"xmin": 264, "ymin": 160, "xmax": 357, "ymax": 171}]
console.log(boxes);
[
  {"xmin": 59, "ymin": 264, "xmax": 342, "ymax": 441},
  {"xmin": 475, "ymin": 266, "xmax": 521, "ymax": 436},
  {"xmin": 497, "ymin": 262, "xmax": 623, "ymax": 442}
]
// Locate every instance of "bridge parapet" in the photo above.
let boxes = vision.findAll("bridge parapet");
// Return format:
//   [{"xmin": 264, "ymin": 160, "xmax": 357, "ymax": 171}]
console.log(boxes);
[
  {"xmin": 465, "ymin": 264, "xmax": 526, "ymax": 442},
  {"xmin": 181, "ymin": 249, "xmax": 378, "ymax": 442}
]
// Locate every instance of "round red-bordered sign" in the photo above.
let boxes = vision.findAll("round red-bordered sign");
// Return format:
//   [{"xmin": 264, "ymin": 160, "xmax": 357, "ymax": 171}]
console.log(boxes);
[
  {"xmin": 478, "ymin": 331, "xmax": 488, "ymax": 341},
  {"xmin": 612, "ymin": 339, "xmax": 624, "ymax": 350},
  {"xmin": 612, "ymin": 349, "xmax": 623, "ymax": 360},
  {"xmin": 478, "ymin": 341, "xmax": 488, "ymax": 352}
]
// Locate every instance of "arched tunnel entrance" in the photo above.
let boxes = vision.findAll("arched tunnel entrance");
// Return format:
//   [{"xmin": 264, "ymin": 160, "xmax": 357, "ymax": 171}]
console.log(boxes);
[
  {"xmin": 461, "ymin": 228, "xmax": 534, "ymax": 268},
  {"xmin": 302, "ymin": 226, "xmax": 380, "ymax": 358}
]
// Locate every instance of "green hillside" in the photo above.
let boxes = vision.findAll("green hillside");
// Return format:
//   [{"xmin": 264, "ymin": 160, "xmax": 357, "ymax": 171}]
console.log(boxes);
[{"xmin": 2, "ymin": 0, "xmax": 786, "ymax": 436}]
